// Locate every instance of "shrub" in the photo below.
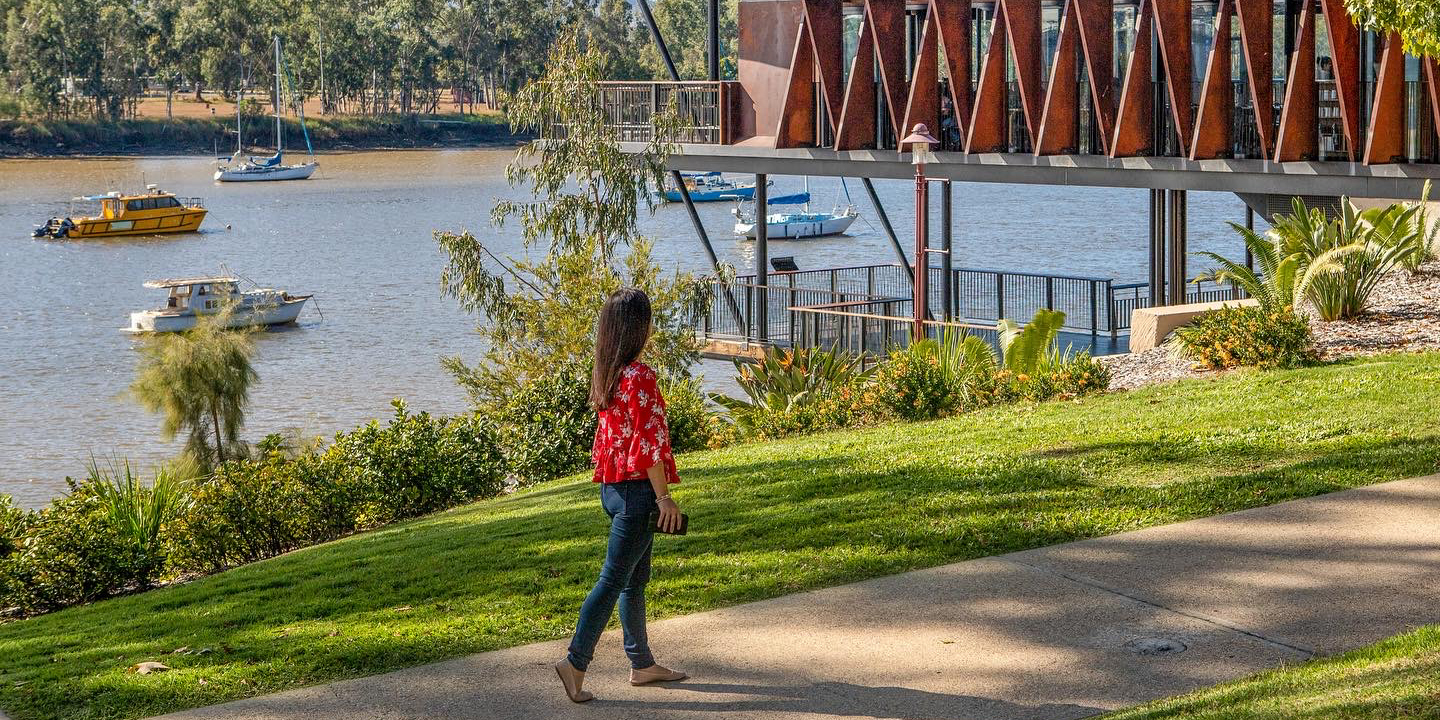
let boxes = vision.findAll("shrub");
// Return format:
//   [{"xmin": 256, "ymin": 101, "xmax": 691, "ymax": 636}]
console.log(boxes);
[
  {"xmin": 492, "ymin": 364, "xmax": 597, "ymax": 486},
  {"xmin": 0, "ymin": 480, "xmax": 158, "ymax": 614},
  {"xmin": 658, "ymin": 375, "xmax": 721, "ymax": 452},
  {"xmin": 995, "ymin": 352, "xmax": 1111, "ymax": 402},
  {"xmin": 712, "ymin": 347, "xmax": 872, "ymax": 439},
  {"xmin": 333, "ymin": 400, "xmax": 507, "ymax": 522},
  {"xmin": 167, "ymin": 451, "xmax": 331, "ymax": 572},
  {"xmin": 1173, "ymin": 304, "xmax": 1316, "ymax": 370},
  {"xmin": 171, "ymin": 403, "xmax": 506, "ymax": 573},
  {"xmin": 871, "ymin": 344, "xmax": 960, "ymax": 421}
]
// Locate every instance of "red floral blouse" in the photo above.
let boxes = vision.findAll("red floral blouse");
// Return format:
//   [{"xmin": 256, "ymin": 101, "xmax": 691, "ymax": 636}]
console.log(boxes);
[{"xmin": 592, "ymin": 362, "xmax": 680, "ymax": 485}]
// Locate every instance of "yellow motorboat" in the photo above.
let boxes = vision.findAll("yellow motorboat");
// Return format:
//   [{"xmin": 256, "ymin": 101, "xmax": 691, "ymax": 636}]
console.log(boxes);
[{"xmin": 33, "ymin": 185, "xmax": 207, "ymax": 239}]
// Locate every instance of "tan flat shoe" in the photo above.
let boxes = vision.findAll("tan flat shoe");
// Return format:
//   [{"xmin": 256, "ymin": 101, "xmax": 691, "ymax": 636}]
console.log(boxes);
[
  {"xmin": 555, "ymin": 659, "xmax": 594, "ymax": 703},
  {"xmin": 630, "ymin": 663, "xmax": 688, "ymax": 686}
]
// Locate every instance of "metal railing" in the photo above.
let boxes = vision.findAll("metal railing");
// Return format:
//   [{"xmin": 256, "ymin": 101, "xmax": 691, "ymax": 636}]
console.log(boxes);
[
  {"xmin": 702, "ymin": 263, "xmax": 1245, "ymax": 346},
  {"xmin": 790, "ymin": 299, "xmax": 999, "ymax": 364},
  {"xmin": 547, "ymin": 81, "xmax": 734, "ymax": 144},
  {"xmin": 1109, "ymin": 280, "xmax": 1246, "ymax": 330}
]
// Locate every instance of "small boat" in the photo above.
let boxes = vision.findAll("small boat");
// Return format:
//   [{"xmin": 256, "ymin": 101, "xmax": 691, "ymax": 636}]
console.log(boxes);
[
  {"xmin": 657, "ymin": 172, "xmax": 761, "ymax": 203},
  {"xmin": 32, "ymin": 186, "xmax": 206, "ymax": 239},
  {"xmin": 732, "ymin": 191, "xmax": 859, "ymax": 239},
  {"xmin": 215, "ymin": 37, "xmax": 318, "ymax": 182},
  {"xmin": 125, "ymin": 275, "xmax": 311, "ymax": 333}
]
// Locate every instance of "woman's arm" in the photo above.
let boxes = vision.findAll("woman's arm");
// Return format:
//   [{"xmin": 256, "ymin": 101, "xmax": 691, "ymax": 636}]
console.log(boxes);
[{"xmin": 646, "ymin": 464, "xmax": 681, "ymax": 532}]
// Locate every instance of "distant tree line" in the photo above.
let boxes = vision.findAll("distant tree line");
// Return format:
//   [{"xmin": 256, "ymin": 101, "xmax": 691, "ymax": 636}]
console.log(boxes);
[{"xmin": 0, "ymin": 0, "xmax": 736, "ymax": 121}]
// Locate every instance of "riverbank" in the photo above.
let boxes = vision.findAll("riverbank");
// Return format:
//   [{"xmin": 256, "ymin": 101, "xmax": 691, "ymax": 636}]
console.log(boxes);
[
  {"xmin": 2, "ymin": 351, "xmax": 1438, "ymax": 719},
  {"xmin": 0, "ymin": 114, "xmax": 522, "ymax": 157}
]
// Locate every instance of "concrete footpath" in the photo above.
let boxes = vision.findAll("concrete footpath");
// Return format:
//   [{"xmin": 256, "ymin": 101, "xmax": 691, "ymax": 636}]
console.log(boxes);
[{"xmin": 158, "ymin": 475, "xmax": 1440, "ymax": 720}]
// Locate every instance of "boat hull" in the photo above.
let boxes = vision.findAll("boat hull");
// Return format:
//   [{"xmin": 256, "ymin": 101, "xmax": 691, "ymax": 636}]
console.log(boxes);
[
  {"xmin": 215, "ymin": 162, "xmax": 318, "ymax": 182},
  {"xmin": 735, "ymin": 213, "xmax": 858, "ymax": 239},
  {"xmin": 658, "ymin": 185, "xmax": 756, "ymax": 203},
  {"xmin": 126, "ymin": 298, "xmax": 308, "ymax": 333},
  {"xmin": 64, "ymin": 209, "xmax": 208, "ymax": 239}
]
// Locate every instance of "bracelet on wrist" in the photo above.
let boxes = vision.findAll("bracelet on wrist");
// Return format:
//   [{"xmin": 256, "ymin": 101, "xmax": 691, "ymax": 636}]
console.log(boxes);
[{"xmin": 656, "ymin": 494, "xmax": 673, "ymax": 503}]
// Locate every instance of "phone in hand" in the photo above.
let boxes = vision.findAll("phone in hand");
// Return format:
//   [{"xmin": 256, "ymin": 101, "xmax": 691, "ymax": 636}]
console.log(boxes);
[{"xmin": 647, "ymin": 511, "xmax": 689, "ymax": 536}]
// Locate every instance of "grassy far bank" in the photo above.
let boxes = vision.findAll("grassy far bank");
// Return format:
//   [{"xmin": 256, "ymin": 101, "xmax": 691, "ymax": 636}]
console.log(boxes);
[
  {"xmin": 0, "ymin": 112, "xmax": 517, "ymax": 157},
  {"xmin": 2, "ymin": 352, "xmax": 1440, "ymax": 719},
  {"xmin": 1105, "ymin": 624, "xmax": 1440, "ymax": 720}
]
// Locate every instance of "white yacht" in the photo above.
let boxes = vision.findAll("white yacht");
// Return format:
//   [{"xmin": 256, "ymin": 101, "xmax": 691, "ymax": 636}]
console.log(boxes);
[
  {"xmin": 125, "ymin": 276, "xmax": 311, "ymax": 333},
  {"xmin": 214, "ymin": 37, "xmax": 318, "ymax": 182}
]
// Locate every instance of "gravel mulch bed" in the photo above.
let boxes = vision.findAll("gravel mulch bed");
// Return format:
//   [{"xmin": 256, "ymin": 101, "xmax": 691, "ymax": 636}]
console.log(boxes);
[
  {"xmin": 1102, "ymin": 261, "xmax": 1440, "ymax": 391},
  {"xmin": 1308, "ymin": 263, "xmax": 1440, "ymax": 360}
]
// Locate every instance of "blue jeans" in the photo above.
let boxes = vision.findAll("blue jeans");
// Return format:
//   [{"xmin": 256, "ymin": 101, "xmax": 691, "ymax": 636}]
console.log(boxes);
[{"xmin": 566, "ymin": 481, "xmax": 657, "ymax": 672}]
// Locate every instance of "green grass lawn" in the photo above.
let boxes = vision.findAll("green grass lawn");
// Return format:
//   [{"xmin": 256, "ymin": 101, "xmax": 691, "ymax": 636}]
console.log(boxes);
[
  {"xmin": 1106, "ymin": 625, "xmax": 1440, "ymax": 719},
  {"xmin": 2, "ymin": 353, "xmax": 1440, "ymax": 719}
]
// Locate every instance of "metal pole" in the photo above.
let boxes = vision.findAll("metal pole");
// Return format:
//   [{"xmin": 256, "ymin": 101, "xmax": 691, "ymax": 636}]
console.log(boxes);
[
  {"xmin": 940, "ymin": 180, "xmax": 953, "ymax": 321},
  {"xmin": 638, "ymin": 0, "xmax": 681, "ymax": 81},
  {"xmin": 708, "ymin": 0, "xmax": 721, "ymax": 81},
  {"xmin": 913, "ymin": 164, "xmax": 929, "ymax": 341},
  {"xmin": 755, "ymin": 173, "xmax": 768, "ymax": 342},
  {"xmin": 1149, "ymin": 189, "xmax": 1166, "ymax": 306},
  {"xmin": 1245, "ymin": 205, "xmax": 1255, "ymax": 271},
  {"xmin": 1168, "ymin": 189, "xmax": 1188, "ymax": 305},
  {"xmin": 860, "ymin": 177, "xmax": 915, "ymax": 286},
  {"xmin": 673, "ymin": 170, "xmax": 743, "ymax": 329}
]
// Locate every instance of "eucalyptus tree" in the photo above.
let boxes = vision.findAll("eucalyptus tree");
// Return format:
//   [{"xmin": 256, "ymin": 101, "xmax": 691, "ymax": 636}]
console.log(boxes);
[
  {"xmin": 1345, "ymin": 0, "xmax": 1440, "ymax": 57},
  {"xmin": 131, "ymin": 313, "xmax": 259, "ymax": 472},
  {"xmin": 434, "ymin": 33, "xmax": 709, "ymax": 404}
]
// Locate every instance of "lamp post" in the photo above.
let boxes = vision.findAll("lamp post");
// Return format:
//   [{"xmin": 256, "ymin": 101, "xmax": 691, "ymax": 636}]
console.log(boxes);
[{"xmin": 901, "ymin": 123, "xmax": 939, "ymax": 342}]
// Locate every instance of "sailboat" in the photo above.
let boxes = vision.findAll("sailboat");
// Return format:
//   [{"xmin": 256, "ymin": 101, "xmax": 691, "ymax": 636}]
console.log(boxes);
[
  {"xmin": 215, "ymin": 37, "xmax": 318, "ymax": 182},
  {"xmin": 732, "ymin": 178, "xmax": 859, "ymax": 239}
]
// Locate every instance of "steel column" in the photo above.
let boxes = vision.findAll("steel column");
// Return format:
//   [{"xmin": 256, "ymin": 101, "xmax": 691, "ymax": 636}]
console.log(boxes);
[
  {"xmin": 708, "ymin": 0, "xmax": 720, "ymax": 81},
  {"xmin": 1148, "ymin": 188, "xmax": 1166, "ymax": 305},
  {"xmin": 637, "ymin": 0, "xmax": 680, "ymax": 81},
  {"xmin": 861, "ymin": 178, "xmax": 916, "ymax": 287},
  {"xmin": 941, "ymin": 180, "xmax": 953, "ymax": 321},
  {"xmin": 1245, "ymin": 205, "xmax": 1255, "ymax": 271},
  {"xmin": 1167, "ymin": 189, "xmax": 1188, "ymax": 305},
  {"xmin": 672, "ymin": 170, "xmax": 743, "ymax": 329},
  {"xmin": 913, "ymin": 171, "xmax": 929, "ymax": 341},
  {"xmin": 755, "ymin": 174, "xmax": 769, "ymax": 342}
]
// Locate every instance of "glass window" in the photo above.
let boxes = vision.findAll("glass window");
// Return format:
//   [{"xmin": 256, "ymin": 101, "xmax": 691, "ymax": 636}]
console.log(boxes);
[
  {"xmin": 126, "ymin": 199, "xmax": 143, "ymax": 211},
  {"xmin": 1041, "ymin": 4, "xmax": 1062, "ymax": 82},
  {"xmin": 161, "ymin": 197, "xmax": 181, "ymax": 208},
  {"xmin": 142, "ymin": 198, "xmax": 158, "ymax": 210},
  {"xmin": 842, "ymin": 11, "xmax": 863, "ymax": 86}
]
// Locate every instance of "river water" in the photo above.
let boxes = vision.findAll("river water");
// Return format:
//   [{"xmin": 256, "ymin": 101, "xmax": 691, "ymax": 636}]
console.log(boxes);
[{"xmin": 0, "ymin": 148, "xmax": 1251, "ymax": 506}]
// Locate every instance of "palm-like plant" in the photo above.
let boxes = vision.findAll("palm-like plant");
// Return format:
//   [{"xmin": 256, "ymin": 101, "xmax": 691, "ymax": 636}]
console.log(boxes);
[
  {"xmin": 131, "ymin": 310, "xmax": 259, "ymax": 471},
  {"xmin": 997, "ymin": 308, "xmax": 1068, "ymax": 374},
  {"xmin": 1195, "ymin": 195, "xmax": 1424, "ymax": 321},
  {"xmin": 87, "ymin": 456, "xmax": 194, "ymax": 580},
  {"xmin": 711, "ymin": 346, "xmax": 869, "ymax": 416}
]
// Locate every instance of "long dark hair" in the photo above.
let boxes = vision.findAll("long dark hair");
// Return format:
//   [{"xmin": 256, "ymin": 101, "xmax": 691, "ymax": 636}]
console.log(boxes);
[{"xmin": 590, "ymin": 288, "xmax": 653, "ymax": 410}]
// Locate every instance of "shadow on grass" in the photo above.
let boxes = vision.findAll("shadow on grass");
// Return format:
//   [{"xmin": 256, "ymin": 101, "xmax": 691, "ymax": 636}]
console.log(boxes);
[{"xmin": 1, "ymin": 428, "xmax": 1438, "ymax": 720}]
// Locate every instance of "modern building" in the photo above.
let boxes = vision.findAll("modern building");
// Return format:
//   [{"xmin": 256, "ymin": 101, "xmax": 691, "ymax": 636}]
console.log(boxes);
[{"xmin": 605, "ymin": 0, "xmax": 1439, "ymax": 350}]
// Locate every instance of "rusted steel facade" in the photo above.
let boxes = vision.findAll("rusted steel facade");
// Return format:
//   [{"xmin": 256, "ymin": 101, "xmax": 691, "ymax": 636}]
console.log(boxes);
[{"xmin": 734, "ymin": 0, "xmax": 1439, "ymax": 165}]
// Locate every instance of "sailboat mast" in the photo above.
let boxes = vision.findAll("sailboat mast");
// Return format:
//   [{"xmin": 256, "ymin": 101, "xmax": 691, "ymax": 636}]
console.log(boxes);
[{"xmin": 274, "ymin": 36, "xmax": 282, "ymax": 155}]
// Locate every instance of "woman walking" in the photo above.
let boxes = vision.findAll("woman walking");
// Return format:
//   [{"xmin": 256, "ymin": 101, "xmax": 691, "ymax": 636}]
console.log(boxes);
[{"xmin": 556, "ymin": 288, "xmax": 688, "ymax": 703}]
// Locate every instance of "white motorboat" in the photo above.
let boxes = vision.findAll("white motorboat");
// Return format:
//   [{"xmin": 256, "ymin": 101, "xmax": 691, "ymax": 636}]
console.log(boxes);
[
  {"xmin": 125, "ymin": 275, "xmax": 311, "ymax": 333},
  {"xmin": 215, "ymin": 37, "xmax": 318, "ymax": 183}
]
